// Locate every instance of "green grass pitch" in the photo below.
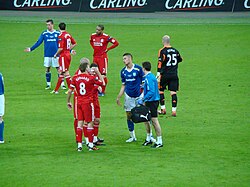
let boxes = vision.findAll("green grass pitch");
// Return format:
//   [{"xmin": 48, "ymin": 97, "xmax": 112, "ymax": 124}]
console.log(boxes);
[{"xmin": 0, "ymin": 13, "xmax": 249, "ymax": 186}]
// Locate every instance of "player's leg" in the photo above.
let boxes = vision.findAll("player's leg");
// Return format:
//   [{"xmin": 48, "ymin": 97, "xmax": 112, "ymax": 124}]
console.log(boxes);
[
  {"xmin": 76, "ymin": 120, "xmax": 84, "ymax": 151},
  {"xmin": 63, "ymin": 54, "xmax": 72, "ymax": 91},
  {"xmin": 64, "ymin": 70, "xmax": 71, "ymax": 89},
  {"xmin": 95, "ymin": 57, "xmax": 107, "ymax": 96},
  {"xmin": 76, "ymin": 104, "xmax": 84, "ymax": 151},
  {"xmin": 0, "ymin": 94, "xmax": 5, "ymax": 143},
  {"xmin": 52, "ymin": 71, "xmax": 64, "ymax": 93},
  {"xmin": 85, "ymin": 103, "xmax": 99, "ymax": 151},
  {"xmin": 51, "ymin": 56, "xmax": 64, "ymax": 93},
  {"xmin": 93, "ymin": 101, "xmax": 104, "ymax": 145},
  {"xmin": 158, "ymin": 76, "xmax": 167, "ymax": 115},
  {"xmin": 83, "ymin": 123, "xmax": 89, "ymax": 145},
  {"xmin": 169, "ymin": 77, "xmax": 179, "ymax": 117},
  {"xmin": 142, "ymin": 121, "xmax": 153, "ymax": 146},
  {"xmin": 149, "ymin": 101, "xmax": 163, "ymax": 148},
  {"xmin": 44, "ymin": 57, "xmax": 52, "ymax": 89},
  {"xmin": 53, "ymin": 57, "xmax": 66, "ymax": 90},
  {"xmin": 101, "ymin": 57, "xmax": 108, "ymax": 95},
  {"xmin": 124, "ymin": 94, "xmax": 136, "ymax": 142},
  {"xmin": 126, "ymin": 111, "xmax": 136, "ymax": 142}
]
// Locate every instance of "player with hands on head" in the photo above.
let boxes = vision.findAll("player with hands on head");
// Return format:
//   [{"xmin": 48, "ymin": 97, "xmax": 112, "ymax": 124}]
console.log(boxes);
[{"xmin": 67, "ymin": 61, "xmax": 105, "ymax": 152}]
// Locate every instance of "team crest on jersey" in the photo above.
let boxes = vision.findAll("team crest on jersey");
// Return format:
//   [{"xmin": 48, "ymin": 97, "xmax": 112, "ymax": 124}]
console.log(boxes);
[
  {"xmin": 133, "ymin": 72, "xmax": 136, "ymax": 77},
  {"xmin": 55, "ymin": 34, "xmax": 57, "ymax": 37},
  {"xmin": 101, "ymin": 39, "xmax": 104, "ymax": 43}
]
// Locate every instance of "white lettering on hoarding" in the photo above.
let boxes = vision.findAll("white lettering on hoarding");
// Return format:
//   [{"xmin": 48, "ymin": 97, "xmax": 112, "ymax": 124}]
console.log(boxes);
[
  {"xmin": 13, "ymin": 0, "xmax": 71, "ymax": 8},
  {"xmin": 165, "ymin": 0, "xmax": 224, "ymax": 10},
  {"xmin": 90, "ymin": 0, "xmax": 147, "ymax": 9},
  {"xmin": 244, "ymin": 0, "xmax": 250, "ymax": 8}
]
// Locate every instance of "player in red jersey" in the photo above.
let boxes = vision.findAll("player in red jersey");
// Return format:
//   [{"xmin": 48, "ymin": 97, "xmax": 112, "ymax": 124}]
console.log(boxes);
[
  {"xmin": 67, "ymin": 61, "xmax": 104, "ymax": 152},
  {"xmin": 90, "ymin": 24, "xmax": 119, "ymax": 96},
  {"xmin": 72, "ymin": 58, "xmax": 90, "ymax": 145},
  {"xmin": 89, "ymin": 63, "xmax": 105, "ymax": 146},
  {"xmin": 51, "ymin": 22, "xmax": 77, "ymax": 94}
]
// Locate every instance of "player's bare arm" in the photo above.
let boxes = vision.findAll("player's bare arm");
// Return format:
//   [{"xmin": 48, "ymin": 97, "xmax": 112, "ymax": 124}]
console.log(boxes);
[
  {"xmin": 67, "ymin": 88, "xmax": 73, "ymax": 110},
  {"xmin": 93, "ymin": 67, "xmax": 105, "ymax": 85},
  {"xmin": 106, "ymin": 38, "xmax": 119, "ymax": 53},
  {"xmin": 70, "ymin": 43, "xmax": 77, "ymax": 51},
  {"xmin": 54, "ymin": 48, "xmax": 63, "ymax": 58},
  {"xmin": 116, "ymin": 84, "xmax": 125, "ymax": 106}
]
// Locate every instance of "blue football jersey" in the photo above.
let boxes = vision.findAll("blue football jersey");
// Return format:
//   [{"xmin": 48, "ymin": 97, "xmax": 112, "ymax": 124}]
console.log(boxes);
[
  {"xmin": 121, "ymin": 64, "xmax": 144, "ymax": 98},
  {"xmin": 143, "ymin": 72, "xmax": 160, "ymax": 102},
  {"xmin": 0, "ymin": 73, "xmax": 4, "ymax": 95},
  {"xmin": 30, "ymin": 30, "xmax": 60, "ymax": 57}
]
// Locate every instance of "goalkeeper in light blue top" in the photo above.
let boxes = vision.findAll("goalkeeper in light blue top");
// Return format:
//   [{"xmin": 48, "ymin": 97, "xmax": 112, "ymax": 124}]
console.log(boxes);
[
  {"xmin": 24, "ymin": 19, "xmax": 66, "ymax": 90},
  {"xmin": 116, "ymin": 53, "xmax": 145, "ymax": 143},
  {"xmin": 139, "ymin": 61, "xmax": 163, "ymax": 148},
  {"xmin": 0, "ymin": 73, "xmax": 5, "ymax": 143}
]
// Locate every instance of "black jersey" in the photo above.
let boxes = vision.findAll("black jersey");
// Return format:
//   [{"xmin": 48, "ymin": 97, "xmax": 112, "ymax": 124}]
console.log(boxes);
[{"xmin": 158, "ymin": 46, "xmax": 182, "ymax": 76}]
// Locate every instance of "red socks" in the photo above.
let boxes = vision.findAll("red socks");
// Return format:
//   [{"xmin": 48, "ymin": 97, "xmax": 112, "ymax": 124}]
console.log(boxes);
[
  {"xmin": 94, "ymin": 122, "xmax": 99, "ymax": 137},
  {"xmin": 65, "ymin": 75, "xmax": 71, "ymax": 88},
  {"xmin": 83, "ymin": 125, "xmax": 88, "ymax": 138},
  {"xmin": 74, "ymin": 119, "xmax": 77, "ymax": 135},
  {"xmin": 76, "ymin": 127, "xmax": 83, "ymax": 143},
  {"xmin": 54, "ymin": 75, "xmax": 64, "ymax": 91},
  {"xmin": 101, "ymin": 77, "xmax": 108, "ymax": 93},
  {"xmin": 87, "ymin": 127, "xmax": 94, "ymax": 143}
]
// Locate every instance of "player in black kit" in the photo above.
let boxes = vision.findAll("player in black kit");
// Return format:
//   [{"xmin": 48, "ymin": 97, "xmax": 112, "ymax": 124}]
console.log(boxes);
[{"xmin": 156, "ymin": 35, "xmax": 183, "ymax": 117}]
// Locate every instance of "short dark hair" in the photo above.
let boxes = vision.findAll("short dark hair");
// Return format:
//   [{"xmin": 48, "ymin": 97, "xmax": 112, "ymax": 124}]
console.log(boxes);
[
  {"xmin": 59, "ymin": 22, "xmax": 66, "ymax": 30},
  {"xmin": 142, "ymin": 61, "xmax": 151, "ymax": 71},
  {"xmin": 123, "ymin": 53, "xmax": 133, "ymax": 60},
  {"xmin": 46, "ymin": 19, "xmax": 53, "ymax": 24},
  {"xmin": 79, "ymin": 62, "xmax": 88, "ymax": 73},
  {"xmin": 90, "ymin": 63, "xmax": 98, "ymax": 68},
  {"xmin": 97, "ymin": 24, "xmax": 104, "ymax": 31}
]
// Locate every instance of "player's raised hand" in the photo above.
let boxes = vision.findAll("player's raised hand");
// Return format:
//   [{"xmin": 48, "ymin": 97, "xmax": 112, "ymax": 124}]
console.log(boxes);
[
  {"xmin": 67, "ymin": 102, "xmax": 73, "ymax": 110},
  {"xmin": 24, "ymin": 48, "xmax": 30, "ymax": 52}
]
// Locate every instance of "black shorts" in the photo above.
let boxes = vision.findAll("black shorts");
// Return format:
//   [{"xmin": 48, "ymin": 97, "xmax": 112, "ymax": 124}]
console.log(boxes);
[
  {"xmin": 159, "ymin": 74, "xmax": 179, "ymax": 92},
  {"xmin": 145, "ymin": 101, "xmax": 159, "ymax": 118}
]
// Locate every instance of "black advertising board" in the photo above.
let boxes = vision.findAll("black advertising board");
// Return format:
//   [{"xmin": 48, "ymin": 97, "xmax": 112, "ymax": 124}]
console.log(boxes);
[
  {"xmin": 80, "ymin": 0, "xmax": 160, "ymax": 12},
  {"xmin": 161, "ymin": 0, "xmax": 234, "ymax": 12},
  {"xmin": 0, "ymin": 0, "xmax": 249, "ymax": 12},
  {"xmin": 234, "ymin": 0, "xmax": 250, "ymax": 11},
  {"xmin": 0, "ymin": 0, "xmax": 81, "ymax": 11}
]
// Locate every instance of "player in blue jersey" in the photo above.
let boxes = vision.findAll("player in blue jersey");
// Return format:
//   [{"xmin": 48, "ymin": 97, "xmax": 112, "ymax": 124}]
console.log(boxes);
[
  {"xmin": 0, "ymin": 73, "xmax": 5, "ymax": 143},
  {"xmin": 24, "ymin": 19, "xmax": 66, "ymax": 90},
  {"xmin": 139, "ymin": 61, "xmax": 163, "ymax": 148},
  {"xmin": 116, "ymin": 53, "xmax": 153, "ymax": 142}
]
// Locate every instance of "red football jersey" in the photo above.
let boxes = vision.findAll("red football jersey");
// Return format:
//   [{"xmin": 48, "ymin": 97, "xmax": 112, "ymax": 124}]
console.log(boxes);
[
  {"xmin": 70, "ymin": 73, "xmax": 103, "ymax": 104},
  {"xmin": 90, "ymin": 33, "xmax": 119, "ymax": 57},
  {"xmin": 58, "ymin": 31, "xmax": 76, "ymax": 54}
]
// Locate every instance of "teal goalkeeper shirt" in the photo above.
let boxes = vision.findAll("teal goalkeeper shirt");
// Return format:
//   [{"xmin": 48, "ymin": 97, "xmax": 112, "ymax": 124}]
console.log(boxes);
[{"xmin": 143, "ymin": 72, "xmax": 160, "ymax": 102}]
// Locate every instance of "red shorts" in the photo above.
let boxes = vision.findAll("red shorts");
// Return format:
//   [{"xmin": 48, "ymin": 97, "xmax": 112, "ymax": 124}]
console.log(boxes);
[
  {"xmin": 77, "ymin": 102, "xmax": 95, "ymax": 123},
  {"xmin": 59, "ymin": 53, "xmax": 71, "ymax": 72},
  {"xmin": 93, "ymin": 55, "xmax": 108, "ymax": 75},
  {"xmin": 94, "ymin": 99, "xmax": 100, "ymax": 119}
]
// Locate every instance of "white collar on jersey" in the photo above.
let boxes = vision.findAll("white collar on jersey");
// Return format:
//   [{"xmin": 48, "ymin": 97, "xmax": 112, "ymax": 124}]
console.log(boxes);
[
  {"xmin": 46, "ymin": 29, "xmax": 57, "ymax": 34},
  {"xmin": 125, "ymin": 64, "xmax": 135, "ymax": 72}
]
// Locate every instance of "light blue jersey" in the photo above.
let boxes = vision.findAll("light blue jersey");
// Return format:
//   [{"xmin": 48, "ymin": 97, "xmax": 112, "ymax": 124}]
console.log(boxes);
[
  {"xmin": 121, "ymin": 64, "xmax": 144, "ymax": 98},
  {"xmin": 0, "ymin": 73, "xmax": 4, "ymax": 95},
  {"xmin": 30, "ymin": 30, "xmax": 60, "ymax": 57},
  {"xmin": 143, "ymin": 72, "xmax": 160, "ymax": 102}
]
